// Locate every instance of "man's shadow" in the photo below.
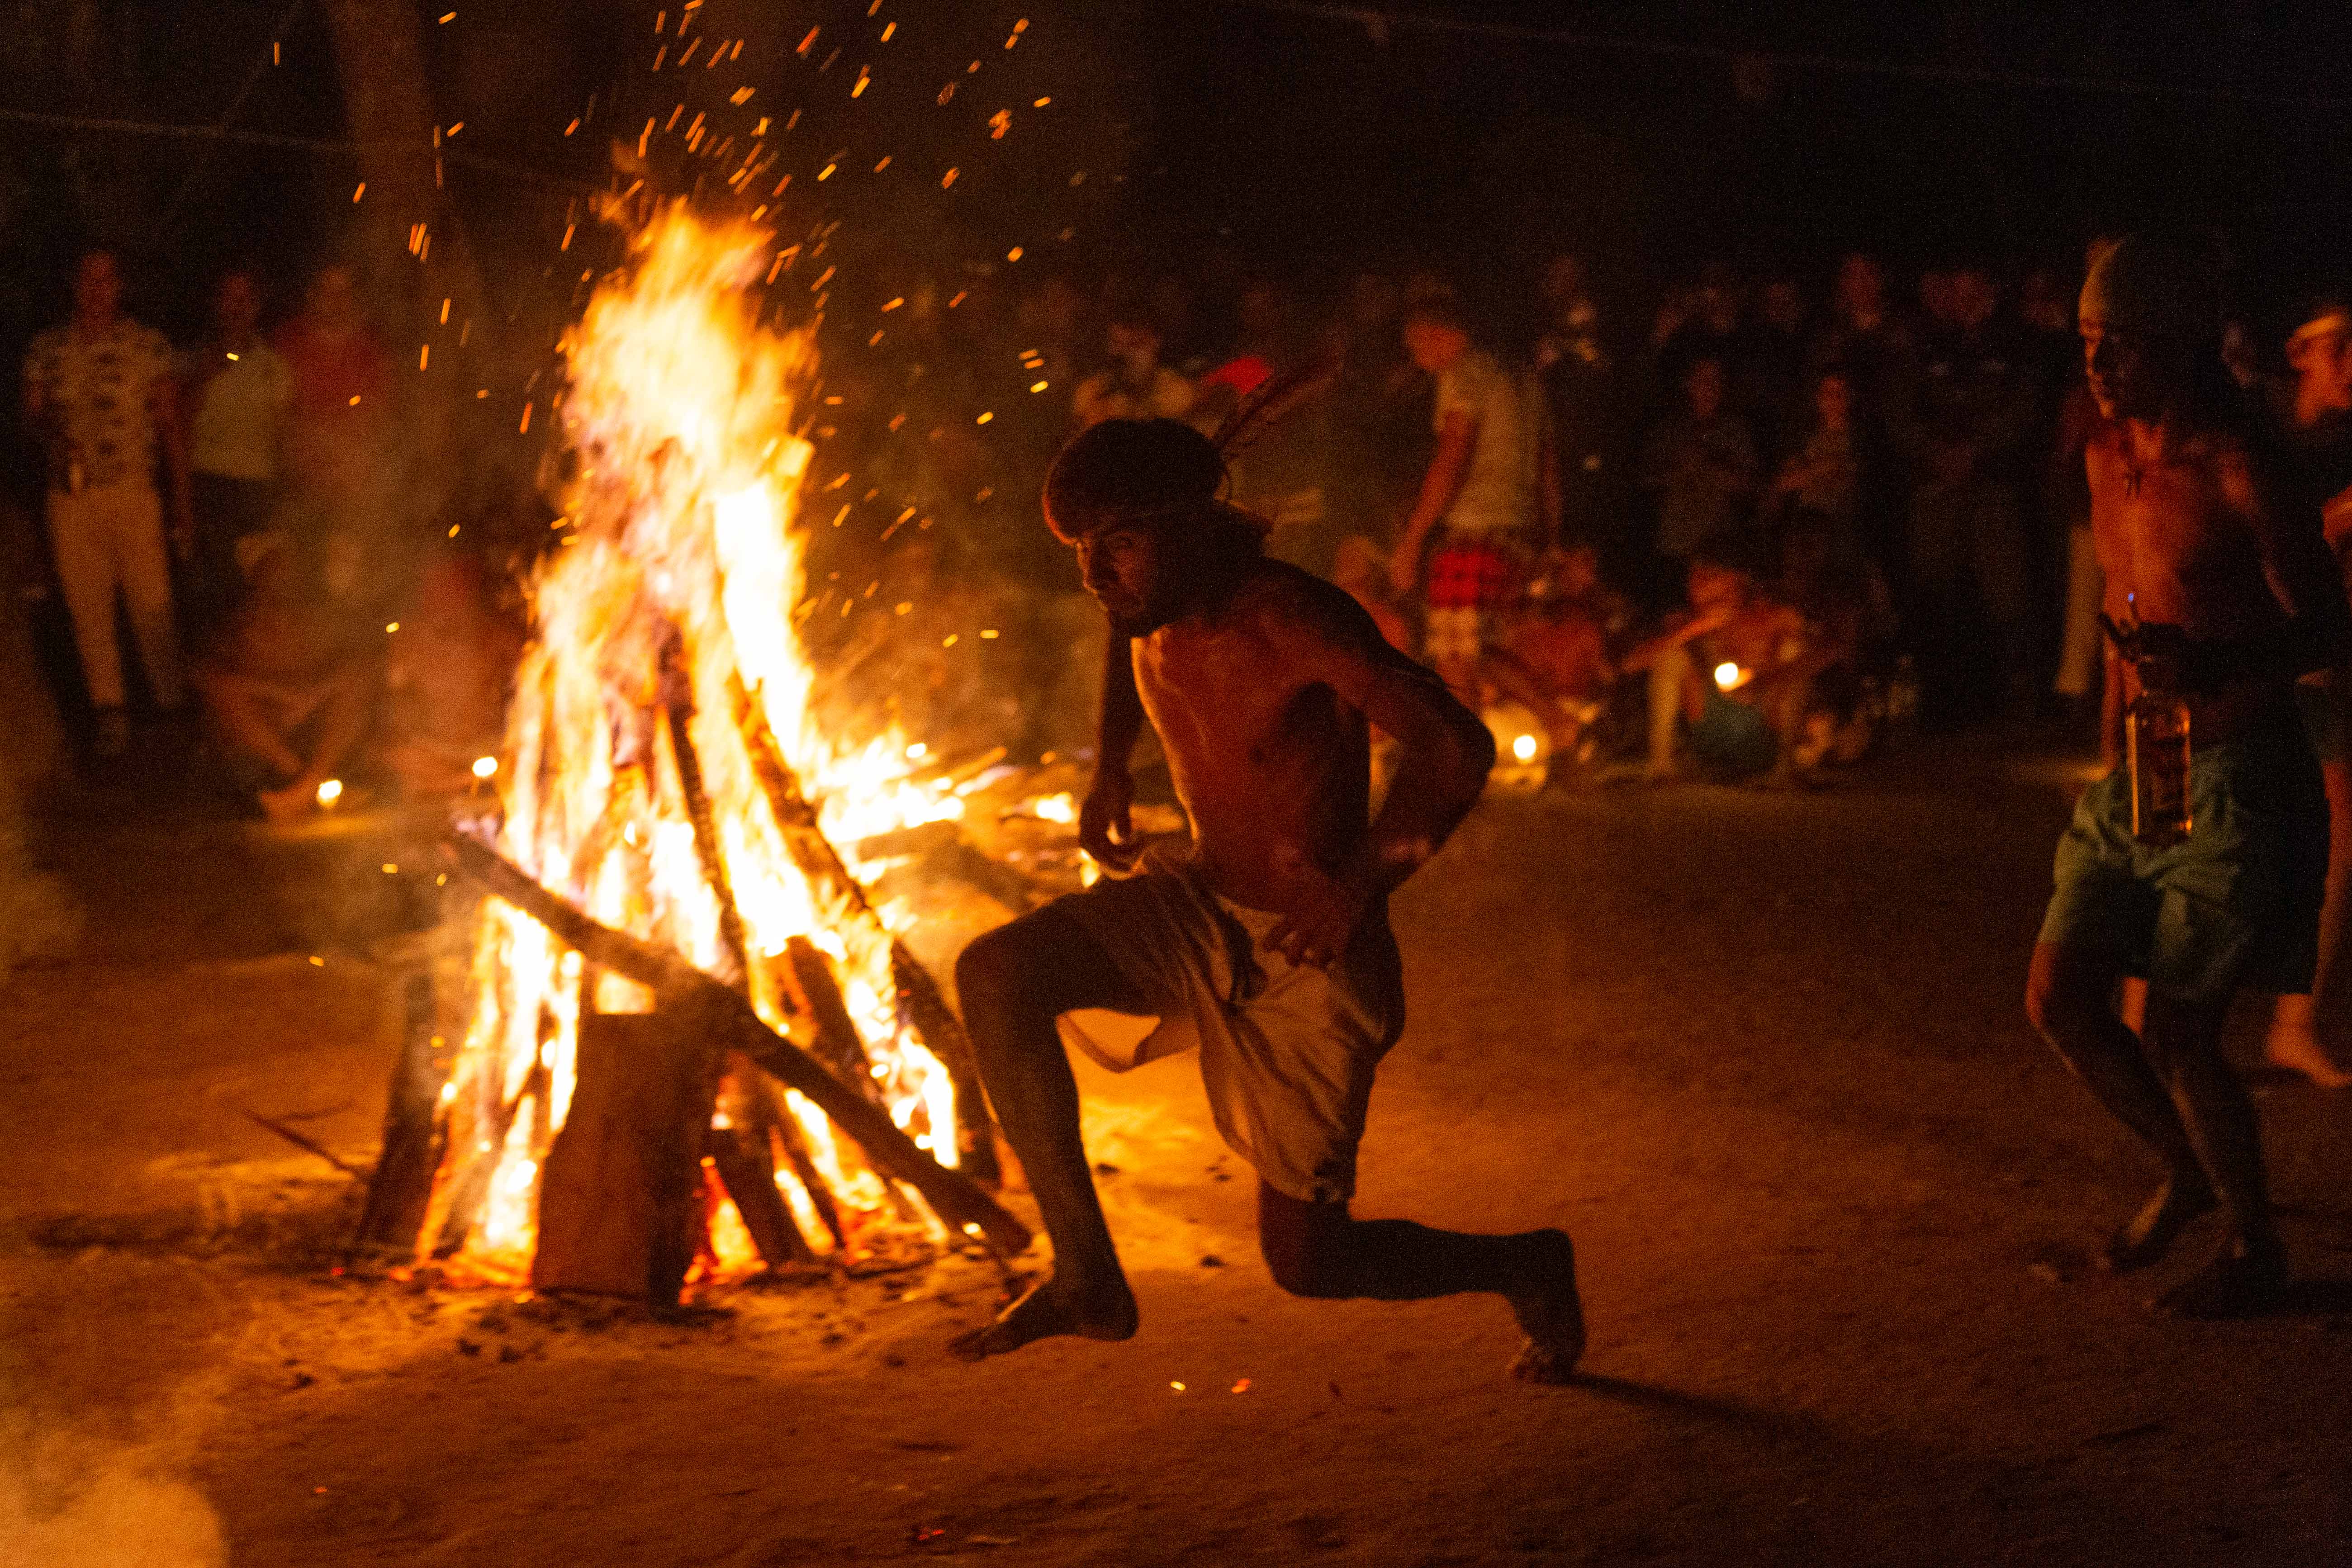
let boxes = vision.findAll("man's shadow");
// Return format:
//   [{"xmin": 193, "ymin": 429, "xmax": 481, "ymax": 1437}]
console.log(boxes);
[{"xmin": 1565, "ymin": 1373, "xmax": 1834, "ymax": 1445}]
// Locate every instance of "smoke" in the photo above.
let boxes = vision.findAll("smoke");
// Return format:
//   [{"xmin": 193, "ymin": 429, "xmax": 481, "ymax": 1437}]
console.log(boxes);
[{"xmin": 0, "ymin": 1432, "xmax": 225, "ymax": 1568}]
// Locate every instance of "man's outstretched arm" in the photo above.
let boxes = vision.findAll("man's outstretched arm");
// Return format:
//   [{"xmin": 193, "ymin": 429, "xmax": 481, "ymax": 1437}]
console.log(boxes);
[
  {"xmin": 1079, "ymin": 625, "xmax": 1148, "ymax": 871},
  {"xmin": 1263, "ymin": 583, "xmax": 1495, "ymax": 964}
]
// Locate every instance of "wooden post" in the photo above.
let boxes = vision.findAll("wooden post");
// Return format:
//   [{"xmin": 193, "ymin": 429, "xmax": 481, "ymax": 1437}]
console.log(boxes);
[
  {"xmin": 532, "ymin": 1004, "xmax": 716, "ymax": 1302},
  {"xmin": 443, "ymin": 834, "xmax": 1032, "ymax": 1257},
  {"xmin": 728, "ymin": 674, "xmax": 1002, "ymax": 1186}
]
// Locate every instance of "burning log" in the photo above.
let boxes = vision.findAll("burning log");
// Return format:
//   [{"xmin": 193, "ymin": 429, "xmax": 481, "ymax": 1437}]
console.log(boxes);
[
  {"xmin": 854, "ymin": 819, "xmax": 1054, "ymax": 915},
  {"xmin": 781, "ymin": 935, "xmax": 882, "ymax": 1099},
  {"xmin": 744, "ymin": 1065, "xmax": 848, "ymax": 1251},
  {"xmin": 353, "ymin": 929, "xmax": 457, "ymax": 1251},
  {"xmin": 705, "ymin": 1056, "xmax": 816, "ymax": 1267},
  {"xmin": 729, "ymin": 674, "xmax": 1002, "ymax": 1185},
  {"xmin": 444, "ymin": 832, "xmax": 1031, "ymax": 1256}
]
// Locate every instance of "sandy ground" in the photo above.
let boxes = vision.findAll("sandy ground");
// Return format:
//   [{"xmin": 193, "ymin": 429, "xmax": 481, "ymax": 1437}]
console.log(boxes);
[{"xmin": 4, "ymin": 740, "xmax": 2351, "ymax": 1567}]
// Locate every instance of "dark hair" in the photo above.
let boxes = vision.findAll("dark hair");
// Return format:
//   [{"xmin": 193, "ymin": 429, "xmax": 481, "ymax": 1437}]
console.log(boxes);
[
  {"xmin": 1401, "ymin": 297, "xmax": 1470, "ymax": 336},
  {"xmin": 1043, "ymin": 418, "xmax": 1228, "ymax": 542}
]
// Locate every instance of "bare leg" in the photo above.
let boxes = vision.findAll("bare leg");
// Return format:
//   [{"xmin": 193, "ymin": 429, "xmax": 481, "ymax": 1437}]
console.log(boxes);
[
  {"xmin": 2025, "ymin": 943, "xmax": 2214, "ymax": 1271},
  {"xmin": 1474, "ymin": 648, "xmax": 1583, "ymax": 770},
  {"xmin": 947, "ymin": 908, "xmax": 1148, "ymax": 1360},
  {"xmin": 2265, "ymin": 758, "xmax": 2352, "ymax": 1087},
  {"xmin": 1257, "ymin": 1182, "xmax": 1584, "ymax": 1383},
  {"xmin": 2140, "ymin": 989, "xmax": 2288, "ymax": 1317},
  {"xmin": 1644, "ymin": 644, "xmax": 1693, "ymax": 780},
  {"xmin": 197, "ymin": 671, "xmax": 306, "ymax": 782},
  {"xmin": 294, "ymin": 665, "xmax": 375, "ymax": 788}
]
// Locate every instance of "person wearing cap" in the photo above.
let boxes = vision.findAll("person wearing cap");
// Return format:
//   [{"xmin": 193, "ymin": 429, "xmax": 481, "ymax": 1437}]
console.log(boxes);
[
  {"xmin": 2025, "ymin": 233, "xmax": 2349, "ymax": 1317},
  {"xmin": 948, "ymin": 417, "xmax": 1585, "ymax": 1381}
]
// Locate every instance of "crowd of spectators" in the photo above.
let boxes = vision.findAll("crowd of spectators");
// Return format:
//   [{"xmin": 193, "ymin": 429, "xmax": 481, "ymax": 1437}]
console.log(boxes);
[
  {"xmin": 22, "ymin": 231, "xmax": 2352, "ymax": 810},
  {"xmin": 17, "ymin": 249, "xmax": 517, "ymax": 821},
  {"xmin": 820, "ymin": 240, "xmax": 2221, "ymax": 786}
]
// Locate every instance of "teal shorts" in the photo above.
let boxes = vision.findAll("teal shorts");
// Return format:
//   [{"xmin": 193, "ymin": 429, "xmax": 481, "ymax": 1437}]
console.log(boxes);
[
  {"xmin": 1689, "ymin": 691, "xmax": 1779, "ymax": 778},
  {"xmin": 2038, "ymin": 708, "xmax": 2328, "ymax": 1003}
]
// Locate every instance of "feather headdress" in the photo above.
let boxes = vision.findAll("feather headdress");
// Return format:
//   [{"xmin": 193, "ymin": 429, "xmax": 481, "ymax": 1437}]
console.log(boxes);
[{"xmin": 1210, "ymin": 356, "xmax": 1340, "ymax": 460}]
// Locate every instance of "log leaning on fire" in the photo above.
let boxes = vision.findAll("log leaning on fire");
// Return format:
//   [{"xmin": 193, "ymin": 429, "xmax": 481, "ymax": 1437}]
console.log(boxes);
[
  {"xmin": 442, "ymin": 832, "xmax": 1032, "ymax": 1258},
  {"xmin": 726, "ymin": 674, "xmax": 1002, "ymax": 1187}
]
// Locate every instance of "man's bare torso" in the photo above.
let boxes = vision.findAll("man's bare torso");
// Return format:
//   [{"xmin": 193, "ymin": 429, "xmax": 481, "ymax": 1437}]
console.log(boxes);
[
  {"xmin": 2087, "ymin": 421, "xmax": 2293, "ymax": 741},
  {"xmin": 1132, "ymin": 562, "xmax": 1374, "ymax": 912}
]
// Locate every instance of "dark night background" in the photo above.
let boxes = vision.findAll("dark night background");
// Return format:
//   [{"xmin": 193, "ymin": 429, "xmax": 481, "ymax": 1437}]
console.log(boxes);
[{"xmin": 8, "ymin": 1, "xmax": 2352, "ymax": 335}]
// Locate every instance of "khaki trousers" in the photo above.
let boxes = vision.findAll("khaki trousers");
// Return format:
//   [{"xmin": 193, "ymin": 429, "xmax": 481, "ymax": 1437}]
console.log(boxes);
[{"xmin": 46, "ymin": 479, "xmax": 183, "ymax": 710}]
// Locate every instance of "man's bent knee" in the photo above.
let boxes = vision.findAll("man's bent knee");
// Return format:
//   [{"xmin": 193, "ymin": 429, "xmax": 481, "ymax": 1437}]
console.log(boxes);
[{"xmin": 956, "ymin": 908, "xmax": 1104, "ymax": 1024}]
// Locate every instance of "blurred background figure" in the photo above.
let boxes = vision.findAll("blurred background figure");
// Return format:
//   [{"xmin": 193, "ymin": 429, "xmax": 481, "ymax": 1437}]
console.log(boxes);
[
  {"xmin": 274, "ymin": 263, "xmax": 393, "ymax": 600},
  {"xmin": 21, "ymin": 248, "xmax": 190, "ymax": 758},
  {"xmin": 1072, "ymin": 313, "xmax": 1196, "ymax": 430},
  {"xmin": 373, "ymin": 551, "xmax": 522, "ymax": 802},
  {"xmin": 192, "ymin": 536, "xmax": 378, "ymax": 823},
  {"xmin": 182, "ymin": 267, "xmax": 292, "ymax": 642}
]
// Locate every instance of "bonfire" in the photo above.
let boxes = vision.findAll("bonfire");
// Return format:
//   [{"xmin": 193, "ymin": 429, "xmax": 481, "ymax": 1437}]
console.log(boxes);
[{"xmin": 358, "ymin": 205, "xmax": 1026, "ymax": 1301}]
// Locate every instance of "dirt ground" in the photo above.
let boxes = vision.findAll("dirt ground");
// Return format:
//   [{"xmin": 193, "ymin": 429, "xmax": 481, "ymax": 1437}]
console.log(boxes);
[{"xmin": 5, "ymin": 738, "xmax": 2351, "ymax": 1567}]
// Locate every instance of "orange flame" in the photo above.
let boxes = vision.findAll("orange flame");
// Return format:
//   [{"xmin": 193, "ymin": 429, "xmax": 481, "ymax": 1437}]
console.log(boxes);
[{"xmin": 423, "ymin": 205, "xmax": 966, "ymax": 1284}]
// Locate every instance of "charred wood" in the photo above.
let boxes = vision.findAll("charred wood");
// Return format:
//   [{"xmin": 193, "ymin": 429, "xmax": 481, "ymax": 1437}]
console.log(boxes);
[{"xmin": 444, "ymin": 832, "xmax": 1031, "ymax": 1256}]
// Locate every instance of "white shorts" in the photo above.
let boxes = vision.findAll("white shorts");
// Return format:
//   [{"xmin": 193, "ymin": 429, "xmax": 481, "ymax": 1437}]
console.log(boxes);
[{"xmin": 1050, "ymin": 854, "xmax": 1404, "ymax": 1204}]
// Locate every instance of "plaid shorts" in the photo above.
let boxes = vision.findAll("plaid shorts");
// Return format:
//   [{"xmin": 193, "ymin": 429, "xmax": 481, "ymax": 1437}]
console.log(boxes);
[{"xmin": 1424, "ymin": 535, "xmax": 1523, "ymax": 611}]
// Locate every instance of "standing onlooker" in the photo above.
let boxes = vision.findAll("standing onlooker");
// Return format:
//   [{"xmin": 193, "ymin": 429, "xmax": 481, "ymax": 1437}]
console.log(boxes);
[
  {"xmin": 21, "ymin": 249, "xmax": 190, "ymax": 755},
  {"xmin": 1389, "ymin": 298, "xmax": 1553, "ymax": 696},
  {"xmin": 184, "ymin": 268, "xmax": 293, "ymax": 637},
  {"xmin": 1907, "ymin": 263, "xmax": 2041, "ymax": 720},
  {"xmin": 1638, "ymin": 356, "xmax": 1759, "ymax": 563},
  {"xmin": 275, "ymin": 263, "xmax": 392, "ymax": 596},
  {"xmin": 1740, "ymin": 274, "xmax": 1814, "ymax": 464},
  {"xmin": 1532, "ymin": 254, "xmax": 1624, "ymax": 567},
  {"xmin": 2260, "ymin": 290, "xmax": 2352, "ymax": 1087},
  {"xmin": 1767, "ymin": 367, "xmax": 1864, "ymax": 545},
  {"xmin": 1071, "ymin": 313, "xmax": 1195, "ymax": 431}
]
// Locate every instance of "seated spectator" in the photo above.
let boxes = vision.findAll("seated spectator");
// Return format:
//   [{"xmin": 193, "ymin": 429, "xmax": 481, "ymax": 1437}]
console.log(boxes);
[
  {"xmin": 1504, "ymin": 543, "xmax": 1621, "ymax": 756},
  {"xmin": 193, "ymin": 538, "xmax": 379, "ymax": 822},
  {"xmin": 374, "ymin": 552, "xmax": 520, "ymax": 800},
  {"xmin": 1640, "ymin": 356, "xmax": 1759, "ymax": 563},
  {"xmin": 1621, "ymin": 552, "xmax": 1824, "ymax": 784},
  {"xmin": 1072, "ymin": 314, "xmax": 1196, "ymax": 430},
  {"xmin": 1776, "ymin": 520, "xmax": 1894, "ymax": 768}
]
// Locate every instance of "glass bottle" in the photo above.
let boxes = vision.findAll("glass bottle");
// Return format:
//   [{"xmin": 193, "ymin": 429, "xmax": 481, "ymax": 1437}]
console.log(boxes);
[{"xmin": 2125, "ymin": 658, "xmax": 2192, "ymax": 847}]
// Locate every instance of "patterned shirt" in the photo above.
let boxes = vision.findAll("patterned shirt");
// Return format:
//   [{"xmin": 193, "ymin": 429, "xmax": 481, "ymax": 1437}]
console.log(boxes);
[{"xmin": 23, "ymin": 319, "xmax": 175, "ymax": 489}]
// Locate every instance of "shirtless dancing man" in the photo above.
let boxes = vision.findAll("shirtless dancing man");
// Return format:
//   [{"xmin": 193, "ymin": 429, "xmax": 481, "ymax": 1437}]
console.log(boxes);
[
  {"xmin": 2026, "ymin": 235, "xmax": 2348, "ymax": 1317},
  {"xmin": 951, "ymin": 417, "xmax": 1584, "ymax": 1379}
]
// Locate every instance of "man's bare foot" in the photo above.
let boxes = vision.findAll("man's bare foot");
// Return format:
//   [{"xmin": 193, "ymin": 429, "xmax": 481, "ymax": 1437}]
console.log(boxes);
[
  {"xmin": 1506, "ymin": 1230, "xmax": 1585, "ymax": 1384},
  {"xmin": 2262, "ymin": 1001, "xmax": 2352, "ymax": 1088},
  {"xmin": 2099, "ymin": 1175, "xmax": 2217, "ymax": 1273},
  {"xmin": 2150, "ymin": 1241, "xmax": 2289, "ymax": 1320},
  {"xmin": 947, "ymin": 1274, "xmax": 1138, "ymax": 1362}
]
